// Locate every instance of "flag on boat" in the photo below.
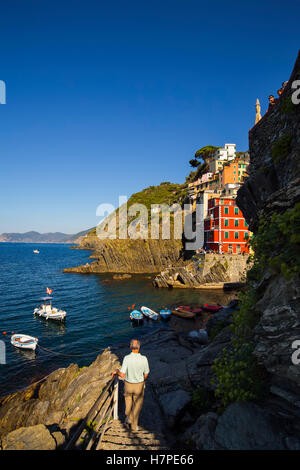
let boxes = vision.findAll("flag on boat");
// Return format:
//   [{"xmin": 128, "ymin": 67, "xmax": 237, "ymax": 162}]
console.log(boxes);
[{"xmin": 46, "ymin": 287, "xmax": 53, "ymax": 295}]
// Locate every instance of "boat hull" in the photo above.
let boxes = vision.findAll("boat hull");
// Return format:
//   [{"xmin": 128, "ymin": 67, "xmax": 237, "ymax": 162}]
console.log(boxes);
[
  {"xmin": 34, "ymin": 307, "xmax": 66, "ymax": 321},
  {"xmin": 200, "ymin": 305, "xmax": 223, "ymax": 313},
  {"xmin": 171, "ymin": 309, "xmax": 196, "ymax": 319},
  {"xmin": 130, "ymin": 310, "xmax": 144, "ymax": 323},
  {"xmin": 160, "ymin": 309, "xmax": 172, "ymax": 320},
  {"xmin": 141, "ymin": 306, "xmax": 159, "ymax": 320},
  {"xmin": 11, "ymin": 334, "xmax": 38, "ymax": 351}
]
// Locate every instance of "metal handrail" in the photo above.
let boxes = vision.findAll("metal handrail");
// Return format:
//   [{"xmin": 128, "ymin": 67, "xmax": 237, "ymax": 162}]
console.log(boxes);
[{"xmin": 64, "ymin": 376, "xmax": 119, "ymax": 450}]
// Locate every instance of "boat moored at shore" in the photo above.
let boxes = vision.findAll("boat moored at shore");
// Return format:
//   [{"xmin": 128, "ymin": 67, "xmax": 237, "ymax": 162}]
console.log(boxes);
[
  {"xmin": 159, "ymin": 309, "xmax": 172, "ymax": 320},
  {"xmin": 129, "ymin": 310, "xmax": 144, "ymax": 324},
  {"xmin": 141, "ymin": 306, "xmax": 160, "ymax": 321},
  {"xmin": 11, "ymin": 334, "xmax": 38, "ymax": 351}
]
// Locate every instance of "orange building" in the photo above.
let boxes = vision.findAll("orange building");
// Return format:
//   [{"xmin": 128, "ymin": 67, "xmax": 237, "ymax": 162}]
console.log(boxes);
[{"xmin": 218, "ymin": 158, "xmax": 249, "ymax": 191}]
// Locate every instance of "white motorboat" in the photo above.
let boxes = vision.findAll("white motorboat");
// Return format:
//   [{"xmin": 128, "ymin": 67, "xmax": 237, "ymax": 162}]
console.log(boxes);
[
  {"xmin": 33, "ymin": 249, "xmax": 40, "ymax": 254},
  {"xmin": 34, "ymin": 297, "xmax": 66, "ymax": 321},
  {"xmin": 11, "ymin": 334, "xmax": 38, "ymax": 351}
]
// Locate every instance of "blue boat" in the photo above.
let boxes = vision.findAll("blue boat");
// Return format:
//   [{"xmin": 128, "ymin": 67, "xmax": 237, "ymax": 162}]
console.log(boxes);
[
  {"xmin": 130, "ymin": 310, "xmax": 144, "ymax": 323},
  {"xmin": 160, "ymin": 309, "xmax": 172, "ymax": 320}
]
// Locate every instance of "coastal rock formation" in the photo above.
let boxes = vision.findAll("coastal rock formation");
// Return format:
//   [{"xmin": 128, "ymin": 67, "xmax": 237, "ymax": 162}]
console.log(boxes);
[
  {"xmin": 0, "ymin": 348, "xmax": 120, "ymax": 448},
  {"xmin": 236, "ymin": 51, "xmax": 300, "ymax": 428},
  {"xmin": 153, "ymin": 253, "xmax": 249, "ymax": 288},
  {"xmin": 2, "ymin": 424, "xmax": 61, "ymax": 450},
  {"xmin": 65, "ymin": 236, "xmax": 185, "ymax": 274}
]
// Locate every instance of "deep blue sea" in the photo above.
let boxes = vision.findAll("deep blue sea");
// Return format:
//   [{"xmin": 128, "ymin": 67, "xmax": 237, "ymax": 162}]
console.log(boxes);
[{"xmin": 0, "ymin": 243, "xmax": 235, "ymax": 396}]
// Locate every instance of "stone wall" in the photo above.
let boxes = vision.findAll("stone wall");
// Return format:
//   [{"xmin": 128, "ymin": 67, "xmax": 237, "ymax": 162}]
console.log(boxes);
[{"xmin": 153, "ymin": 253, "xmax": 249, "ymax": 288}]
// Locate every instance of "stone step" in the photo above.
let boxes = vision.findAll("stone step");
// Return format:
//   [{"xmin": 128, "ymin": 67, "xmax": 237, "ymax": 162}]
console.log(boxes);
[
  {"xmin": 101, "ymin": 443, "xmax": 164, "ymax": 450},
  {"xmin": 105, "ymin": 429, "xmax": 164, "ymax": 439},
  {"xmin": 102, "ymin": 435, "xmax": 163, "ymax": 446},
  {"xmin": 97, "ymin": 419, "xmax": 168, "ymax": 451}
]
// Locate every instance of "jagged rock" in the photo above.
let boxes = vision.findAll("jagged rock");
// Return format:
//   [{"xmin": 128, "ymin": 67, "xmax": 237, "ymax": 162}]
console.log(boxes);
[
  {"xmin": 252, "ymin": 275, "xmax": 300, "ymax": 388},
  {"xmin": 112, "ymin": 273, "xmax": 132, "ymax": 280},
  {"xmin": 284, "ymin": 436, "xmax": 300, "ymax": 450},
  {"xmin": 159, "ymin": 390, "xmax": 190, "ymax": 426},
  {"xmin": 205, "ymin": 307, "xmax": 234, "ymax": 336},
  {"xmin": 236, "ymin": 50, "xmax": 300, "ymax": 233},
  {"xmin": 0, "ymin": 349, "xmax": 120, "ymax": 440},
  {"xmin": 215, "ymin": 402, "xmax": 285, "ymax": 450},
  {"xmin": 233, "ymin": 52, "xmax": 300, "ymax": 436},
  {"xmin": 65, "ymin": 237, "xmax": 185, "ymax": 274},
  {"xmin": 1, "ymin": 424, "xmax": 57, "ymax": 450},
  {"xmin": 153, "ymin": 253, "xmax": 249, "ymax": 288},
  {"xmin": 183, "ymin": 412, "xmax": 219, "ymax": 450}
]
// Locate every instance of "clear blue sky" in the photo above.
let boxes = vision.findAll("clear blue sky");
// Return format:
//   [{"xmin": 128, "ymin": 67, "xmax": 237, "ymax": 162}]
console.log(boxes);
[{"xmin": 0, "ymin": 0, "xmax": 299, "ymax": 233}]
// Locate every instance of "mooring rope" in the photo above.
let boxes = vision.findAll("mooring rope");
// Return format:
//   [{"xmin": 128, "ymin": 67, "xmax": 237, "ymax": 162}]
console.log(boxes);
[{"xmin": 37, "ymin": 344, "xmax": 107, "ymax": 358}]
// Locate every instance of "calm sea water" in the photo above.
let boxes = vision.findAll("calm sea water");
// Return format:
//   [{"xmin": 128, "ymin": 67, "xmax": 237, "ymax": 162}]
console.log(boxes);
[{"xmin": 0, "ymin": 243, "xmax": 235, "ymax": 396}]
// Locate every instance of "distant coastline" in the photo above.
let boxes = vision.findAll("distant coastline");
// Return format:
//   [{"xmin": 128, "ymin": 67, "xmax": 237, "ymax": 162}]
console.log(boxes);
[{"xmin": 0, "ymin": 229, "xmax": 92, "ymax": 244}]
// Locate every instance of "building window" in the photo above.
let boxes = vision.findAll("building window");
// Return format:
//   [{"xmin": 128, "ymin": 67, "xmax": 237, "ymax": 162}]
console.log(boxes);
[
  {"xmin": 224, "ymin": 232, "xmax": 229, "ymax": 239},
  {"xmin": 236, "ymin": 244, "xmax": 241, "ymax": 254},
  {"xmin": 234, "ymin": 232, "xmax": 239, "ymax": 239},
  {"xmin": 244, "ymin": 232, "xmax": 249, "ymax": 239},
  {"xmin": 244, "ymin": 220, "xmax": 248, "ymax": 227},
  {"xmin": 224, "ymin": 219, "xmax": 229, "ymax": 226},
  {"xmin": 224, "ymin": 207, "xmax": 229, "ymax": 214},
  {"xmin": 234, "ymin": 207, "xmax": 239, "ymax": 215},
  {"xmin": 234, "ymin": 219, "xmax": 239, "ymax": 227}
]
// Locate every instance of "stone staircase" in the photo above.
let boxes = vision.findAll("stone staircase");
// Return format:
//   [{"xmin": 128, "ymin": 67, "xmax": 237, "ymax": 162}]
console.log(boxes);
[{"xmin": 99, "ymin": 419, "xmax": 168, "ymax": 450}]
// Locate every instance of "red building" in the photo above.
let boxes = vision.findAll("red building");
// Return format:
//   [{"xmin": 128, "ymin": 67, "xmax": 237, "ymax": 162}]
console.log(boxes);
[{"xmin": 204, "ymin": 196, "xmax": 251, "ymax": 254}]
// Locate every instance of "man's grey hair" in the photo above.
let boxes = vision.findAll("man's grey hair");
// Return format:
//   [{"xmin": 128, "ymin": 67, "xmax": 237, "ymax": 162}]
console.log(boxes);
[{"xmin": 130, "ymin": 339, "xmax": 140, "ymax": 350}]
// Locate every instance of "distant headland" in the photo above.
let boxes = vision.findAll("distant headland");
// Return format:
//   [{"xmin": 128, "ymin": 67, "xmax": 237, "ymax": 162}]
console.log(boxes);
[{"xmin": 0, "ymin": 229, "xmax": 91, "ymax": 244}]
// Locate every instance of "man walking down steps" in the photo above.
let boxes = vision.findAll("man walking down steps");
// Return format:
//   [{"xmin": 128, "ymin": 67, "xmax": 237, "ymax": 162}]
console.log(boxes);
[{"xmin": 112, "ymin": 339, "xmax": 150, "ymax": 431}]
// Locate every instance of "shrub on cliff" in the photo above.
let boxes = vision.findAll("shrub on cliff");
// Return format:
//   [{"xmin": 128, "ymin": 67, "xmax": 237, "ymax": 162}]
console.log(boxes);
[
  {"xmin": 211, "ymin": 204, "xmax": 300, "ymax": 411},
  {"xmin": 248, "ymin": 203, "xmax": 300, "ymax": 281}
]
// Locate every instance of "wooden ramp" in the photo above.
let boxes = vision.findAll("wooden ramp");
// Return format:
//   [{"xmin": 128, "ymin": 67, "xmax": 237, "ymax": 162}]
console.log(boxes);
[{"xmin": 99, "ymin": 419, "xmax": 168, "ymax": 450}]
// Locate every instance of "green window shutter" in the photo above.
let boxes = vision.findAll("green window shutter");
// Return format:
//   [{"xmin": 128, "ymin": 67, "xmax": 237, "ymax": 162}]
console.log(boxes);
[
  {"xmin": 235, "ymin": 219, "xmax": 239, "ymax": 227},
  {"xmin": 225, "ymin": 232, "xmax": 229, "ymax": 239},
  {"xmin": 224, "ymin": 219, "xmax": 229, "ymax": 226},
  {"xmin": 234, "ymin": 232, "xmax": 239, "ymax": 239},
  {"xmin": 234, "ymin": 207, "xmax": 239, "ymax": 215}
]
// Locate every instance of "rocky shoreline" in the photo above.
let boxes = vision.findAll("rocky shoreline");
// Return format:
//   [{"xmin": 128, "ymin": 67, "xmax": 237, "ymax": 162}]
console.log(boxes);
[
  {"xmin": 153, "ymin": 253, "xmax": 249, "ymax": 289},
  {"xmin": 1, "ymin": 301, "xmax": 299, "ymax": 450}
]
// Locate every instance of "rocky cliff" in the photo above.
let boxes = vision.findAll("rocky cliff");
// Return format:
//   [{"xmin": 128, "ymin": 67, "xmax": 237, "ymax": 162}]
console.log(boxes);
[
  {"xmin": 0, "ymin": 349, "xmax": 120, "ymax": 449},
  {"xmin": 235, "ymin": 52, "xmax": 300, "ymax": 434},
  {"xmin": 64, "ymin": 236, "xmax": 185, "ymax": 274},
  {"xmin": 64, "ymin": 182, "xmax": 188, "ymax": 274}
]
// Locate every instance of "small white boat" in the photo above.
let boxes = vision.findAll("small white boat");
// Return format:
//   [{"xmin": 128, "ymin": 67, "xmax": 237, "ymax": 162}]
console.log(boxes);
[
  {"xmin": 33, "ymin": 249, "xmax": 40, "ymax": 254},
  {"xmin": 141, "ymin": 306, "xmax": 160, "ymax": 321},
  {"xmin": 34, "ymin": 297, "xmax": 66, "ymax": 321},
  {"xmin": 11, "ymin": 334, "xmax": 38, "ymax": 351}
]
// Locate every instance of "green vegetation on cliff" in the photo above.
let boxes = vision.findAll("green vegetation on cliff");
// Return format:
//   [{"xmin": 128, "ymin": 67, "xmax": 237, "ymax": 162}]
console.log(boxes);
[
  {"xmin": 186, "ymin": 145, "xmax": 219, "ymax": 183},
  {"xmin": 124, "ymin": 181, "xmax": 187, "ymax": 210},
  {"xmin": 212, "ymin": 203, "xmax": 300, "ymax": 410},
  {"xmin": 88, "ymin": 181, "xmax": 187, "ymax": 237}
]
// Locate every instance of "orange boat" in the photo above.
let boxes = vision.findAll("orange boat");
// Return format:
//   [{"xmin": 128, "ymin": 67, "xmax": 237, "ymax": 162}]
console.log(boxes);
[{"xmin": 171, "ymin": 309, "xmax": 196, "ymax": 319}]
